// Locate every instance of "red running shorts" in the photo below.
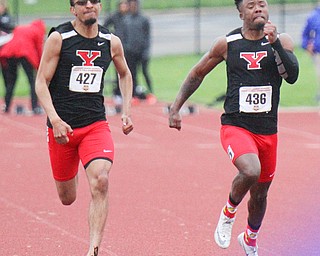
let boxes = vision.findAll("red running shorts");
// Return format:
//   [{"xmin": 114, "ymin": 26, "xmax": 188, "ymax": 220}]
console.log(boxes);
[
  {"xmin": 47, "ymin": 121, "xmax": 114, "ymax": 182},
  {"xmin": 220, "ymin": 125, "xmax": 277, "ymax": 183}
]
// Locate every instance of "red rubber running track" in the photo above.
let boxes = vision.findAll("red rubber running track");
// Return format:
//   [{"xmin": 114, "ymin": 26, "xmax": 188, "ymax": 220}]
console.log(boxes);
[{"xmin": 0, "ymin": 98, "xmax": 319, "ymax": 255}]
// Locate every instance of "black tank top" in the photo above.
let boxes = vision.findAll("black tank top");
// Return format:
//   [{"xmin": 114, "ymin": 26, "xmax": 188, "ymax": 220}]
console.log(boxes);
[
  {"xmin": 221, "ymin": 27, "xmax": 282, "ymax": 135},
  {"xmin": 47, "ymin": 22, "xmax": 112, "ymax": 128}
]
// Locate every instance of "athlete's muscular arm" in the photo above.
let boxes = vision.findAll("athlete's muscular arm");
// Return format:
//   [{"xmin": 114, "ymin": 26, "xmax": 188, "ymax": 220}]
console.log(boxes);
[
  {"xmin": 35, "ymin": 31, "xmax": 73, "ymax": 144},
  {"xmin": 264, "ymin": 21, "xmax": 299, "ymax": 84},
  {"xmin": 169, "ymin": 36, "xmax": 227, "ymax": 130},
  {"xmin": 110, "ymin": 34, "xmax": 133, "ymax": 135}
]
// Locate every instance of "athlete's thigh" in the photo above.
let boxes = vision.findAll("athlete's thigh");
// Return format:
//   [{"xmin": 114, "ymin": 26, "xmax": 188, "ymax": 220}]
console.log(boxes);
[
  {"xmin": 78, "ymin": 121, "xmax": 115, "ymax": 169},
  {"xmin": 256, "ymin": 133, "xmax": 278, "ymax": 182},
  {"xmin": 220, "ymin": 125, "xmax": 258, "ymax": 163},
  {"xmin": 47, "ymin": 127, "xmax": 80, "ymax": 182}
]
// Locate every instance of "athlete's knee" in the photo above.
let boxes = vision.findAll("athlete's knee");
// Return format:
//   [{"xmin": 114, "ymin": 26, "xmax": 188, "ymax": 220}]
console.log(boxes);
[
  {"xmin": 243, "ymin": 166, "xmax": 261, "ymax": 182},
  {"xmin": 92, "ymin": 172, "xmax": 109, "ymax": 195},
  {"xmin": 58, "ymin": 192, "xmax": 77, "ymax": 205},
  {"xmin": 237, "ymin": 163, "xmax": 261, "ymax": 184},
  {"xmin": 99, "ymin": 173, "xmax": 109, "ymax": 192},
  {"xmin": 87, "ymin": 160, "xmax": 111, "ymax": 196},
  {"xmin": 56, "ymin": 182, "xmax": 77, "ymax": 205},
  {"xmin": 55, "ymin": 180, "xmax": 78, "ymax": 205}
]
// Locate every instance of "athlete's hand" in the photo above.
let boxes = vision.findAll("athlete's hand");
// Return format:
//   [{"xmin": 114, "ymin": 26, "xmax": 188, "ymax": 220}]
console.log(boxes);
[
  {"xmin": 122, "ymin": 115, "xmax": 133, "ymax": 135},
  {"xmin": 51, "ymin": 118, "xmax": 73, "ymax": 144},
  {"xmin": 169, "ymin": 106, "xmax": 182, "ymax": 131},
  {"xmin": 264, "ymin": 20, "xmax": 278, "ymax": 44}
]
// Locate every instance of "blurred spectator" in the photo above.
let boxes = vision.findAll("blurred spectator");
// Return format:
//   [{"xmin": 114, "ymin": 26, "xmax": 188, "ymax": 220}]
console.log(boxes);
[
  {"xmin": 124, "ymin": 0, "xmax": 156, "ymax": 104},
  {"xmin": 0, "ymin": 0, "xmax": 15, "ymax": 112},
  {"xmin": 103, "ymin": 0, "xmax": 129, "ymax": 110},
  {"xmin": 0, "ymin": 0, "xmax": 15, "ymax": 36},
  {"xmin": 104, "ymin": 0, "xmax": 128, "ymax": 42},
  {"xmin": 302, "ymin": 2, "xmax": 320, "ymax": 104},
  {"xmin": 0, "ymin": 19, "xmax": 46, "ymax": 114}
]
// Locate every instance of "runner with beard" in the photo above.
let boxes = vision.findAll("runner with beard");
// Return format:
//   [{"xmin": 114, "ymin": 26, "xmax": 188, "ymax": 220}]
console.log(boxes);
[{"xmin": 35, "ymin": 1, "xmax": 133, "ymax": 255}]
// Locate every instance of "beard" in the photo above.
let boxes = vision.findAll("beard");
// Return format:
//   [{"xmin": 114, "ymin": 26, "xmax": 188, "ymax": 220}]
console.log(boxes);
[
  {"xmin": 250, "ymin": 21, "xmax": 265, "ymax": 31},
  {"xmin": 255, "ymin": 22, "xmax": 265, "ymax": 31},
  {"xmin": 84, "ymin": 18, "xmax": 97, "ymax": 26}
]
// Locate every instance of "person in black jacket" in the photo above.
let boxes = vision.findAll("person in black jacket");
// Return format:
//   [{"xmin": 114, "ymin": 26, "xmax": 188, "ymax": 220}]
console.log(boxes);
[
  {"xmin": 124, "ymin": 0, "xmax": 155, "ymax": 104},
  {"xmin": 0, "ymin": 0, "xmax": 15, "ymax": 36},
  {"xmin": 0, "ymin": 0, "xmax": 15, "ymax": 113},
  {"xmin": 103, "ymin": 0, "xmax": 129, "ymax": 109}
]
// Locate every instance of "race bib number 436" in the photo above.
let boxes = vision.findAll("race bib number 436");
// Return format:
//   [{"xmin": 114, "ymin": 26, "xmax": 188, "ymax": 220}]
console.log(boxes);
[
  {"xmin": 69, "ymin": 66, "xmax": 103, "ymax": 93},
  {"xmin": 239, "ymin": 86, "xmax": 272, "ymax": 113}
]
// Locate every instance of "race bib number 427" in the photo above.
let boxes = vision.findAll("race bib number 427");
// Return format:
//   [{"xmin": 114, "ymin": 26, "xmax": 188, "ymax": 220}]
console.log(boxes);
[
  {"xmin": 239, "ymin": 85, "xmax": 272, "ymax": 113},
  {"xmin": 69, "ymin": 66, "xmax": 103, "ymax": 93}
]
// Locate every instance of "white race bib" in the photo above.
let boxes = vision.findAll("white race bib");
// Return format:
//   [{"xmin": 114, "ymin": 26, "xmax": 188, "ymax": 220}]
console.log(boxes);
[
  {"xmin": 239, "ymin": 86, "xmax": 272, "ymax": 113},
  {"xmin": 69, "ymin": 66, "xmax": 103, "ymax": 93}
]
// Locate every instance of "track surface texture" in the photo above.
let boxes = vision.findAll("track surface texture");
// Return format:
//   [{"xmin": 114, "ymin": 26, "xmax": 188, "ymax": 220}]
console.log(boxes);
[{"xmin": 0, "ymin": 98, "xmax": 319, "ymax": 255}]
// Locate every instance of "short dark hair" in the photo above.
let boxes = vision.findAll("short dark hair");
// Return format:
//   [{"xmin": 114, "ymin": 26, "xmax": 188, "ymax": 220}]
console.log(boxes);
[
  {"xmin": 70, "ymin": 0, "xmax": 74, "ymax": 6},
  {"xmin": 234, "ymin": 0, "xmax": 243, "ymax": 11}
]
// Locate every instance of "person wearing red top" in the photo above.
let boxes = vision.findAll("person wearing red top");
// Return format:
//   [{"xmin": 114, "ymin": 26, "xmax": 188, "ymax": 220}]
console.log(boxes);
[{"xmin": 0, "ymin": 19, "xmax": 46, "ymax": 114}]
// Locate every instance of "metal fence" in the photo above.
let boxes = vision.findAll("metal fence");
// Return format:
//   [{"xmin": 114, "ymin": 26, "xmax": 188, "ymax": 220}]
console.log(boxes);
[
  {"xmin": 148, "ymin": 2, "xmax": 318, "ymax": 56},
  {"xmin": 11, "ymin": 0, "xmax": 320, "ymax": 56}
]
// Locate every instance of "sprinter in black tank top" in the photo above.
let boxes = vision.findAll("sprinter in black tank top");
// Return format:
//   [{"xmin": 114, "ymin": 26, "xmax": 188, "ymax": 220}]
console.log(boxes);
[
  {"xmin": 35, "ymin": 1, "xmax": 134, "ymax": 255},
  {"xmin": 169, "ymin": 0, "xmax": 299, "ymax": 255},
  {"xmin": 222, "ymin": 27, "xmax": 282, "ymax": 135},
  {"xmin": 47, "ymin": 21, "xmax": 113, "ymax": 128}
]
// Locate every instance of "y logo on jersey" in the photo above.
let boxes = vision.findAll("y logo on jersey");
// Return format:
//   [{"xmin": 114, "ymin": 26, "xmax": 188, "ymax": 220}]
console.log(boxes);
[
  {"xmin": 240, "ymin": 51, "xmax": 267, "ymax": 70},
  {"xmin": 76, "ymin": 50, "xmax": 101, "ymax": 66}
]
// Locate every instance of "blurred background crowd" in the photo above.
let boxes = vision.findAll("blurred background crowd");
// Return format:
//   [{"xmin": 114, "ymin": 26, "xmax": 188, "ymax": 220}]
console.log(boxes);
[{"xmin": 0, "ymin": 0, "xmax": 319, "ymax": 114}]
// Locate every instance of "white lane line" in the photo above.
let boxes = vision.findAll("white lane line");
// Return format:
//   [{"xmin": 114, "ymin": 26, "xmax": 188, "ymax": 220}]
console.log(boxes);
[
  {"xmin": 279, "ymin": 126, "xmax": 320, "ymax": 141},
  {"xmin": 0, "ymin": 197, "xmax": 119, "ymax": 256}
]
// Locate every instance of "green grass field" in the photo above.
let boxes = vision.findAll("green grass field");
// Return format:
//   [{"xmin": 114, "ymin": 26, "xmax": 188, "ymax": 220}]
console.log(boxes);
[
  {"xmin": 147, "ymin": 48, "xmax": 318, "ymax": 107},
  {"xmin": 1, "ymin": 48, "xmax": 317, "ymax": 108}
]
